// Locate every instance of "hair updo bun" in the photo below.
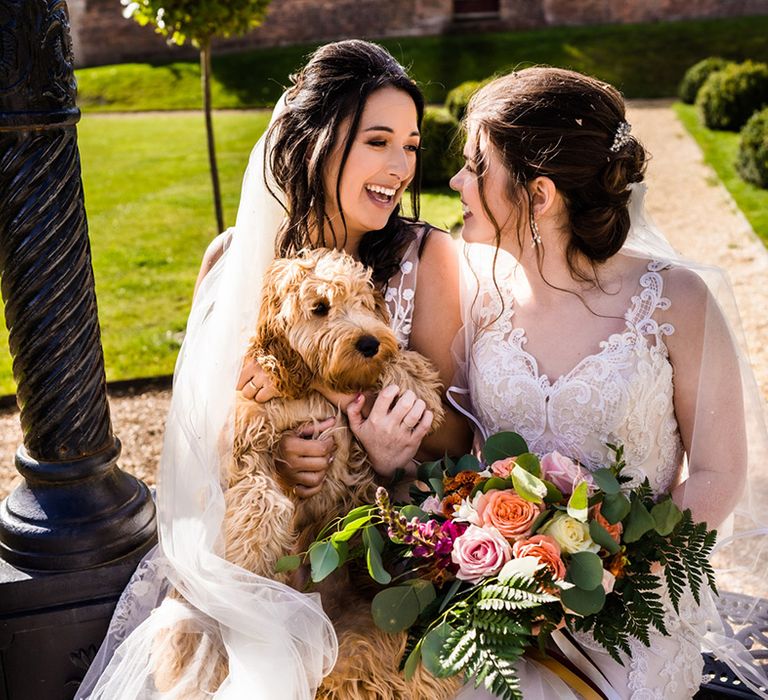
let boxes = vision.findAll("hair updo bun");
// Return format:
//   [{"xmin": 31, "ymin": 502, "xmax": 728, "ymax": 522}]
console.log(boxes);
[{"xmin": 465, "ymin": 67, "xmax": 648, "ymax": 272}]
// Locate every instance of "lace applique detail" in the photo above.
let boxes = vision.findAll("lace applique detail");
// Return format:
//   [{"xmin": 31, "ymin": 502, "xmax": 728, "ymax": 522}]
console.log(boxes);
[
  {"xmin": 469, "ymin": 260, "xmax": 684, "ymax": 498},
  {"xmin": 385, "ymin": 228, "xmax": 426, "ymax": 348}
]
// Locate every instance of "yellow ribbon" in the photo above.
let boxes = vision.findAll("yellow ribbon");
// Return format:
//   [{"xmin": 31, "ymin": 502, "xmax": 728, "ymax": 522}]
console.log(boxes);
[{"xmin": 527, "ymin": 650, "xmax": 605, "ymax": 700}]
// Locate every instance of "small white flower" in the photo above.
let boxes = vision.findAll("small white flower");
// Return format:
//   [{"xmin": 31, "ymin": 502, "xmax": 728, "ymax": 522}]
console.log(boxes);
[
  {"xmin": 402, "ymin": 289, "xmax": 414, "ymax": 301},
  {"xmin": 452, "ymin": 491, "xmax": 483, "ymax": 525},
  {"xmin": 384, "ymin": 288, "xmax": 396, "ymax": 302},
  {"xmin": 122, "ymin": 1, "xmax": 139, "ymax": 17},
  {"xmin": 401, "ymin": 261, "xmax": 413, "ymax": 274}
]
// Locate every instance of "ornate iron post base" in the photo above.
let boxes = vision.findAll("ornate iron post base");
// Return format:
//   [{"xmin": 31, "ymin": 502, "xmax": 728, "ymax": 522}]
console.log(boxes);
[{"xmin": 0, "ymin": 0, "xmax": 157, "ymax": 697}]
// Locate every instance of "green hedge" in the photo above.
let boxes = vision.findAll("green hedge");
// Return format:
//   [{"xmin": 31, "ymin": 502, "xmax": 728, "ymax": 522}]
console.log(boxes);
[
  {"xmin": 445, "ymin": 80, "xmax": 487, "ymax": 121},
  {"xmin": 737, "ymin": 107, "xmax": 768, "ymax": 188},
  {"xmin": 678, "ymin": 57, "xmax": 734, "ymax": 104},
  {"xmin": 420, "ymin": 108, "xmax": 463, "ymax": 187},
  {"xmin": 697, "ymin": 60, "xmax": 768, "ymax": 131}
]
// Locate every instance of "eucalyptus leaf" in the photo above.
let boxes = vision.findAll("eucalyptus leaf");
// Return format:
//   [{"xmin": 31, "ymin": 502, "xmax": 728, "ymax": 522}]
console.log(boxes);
[
  {"xmin": 511, "ymin": 465, "xmax": 547, "ymax": 503},
  {"xmin": 567, "ymin": 480, "xmax": 589, "ymax": 522},
  {"xmin": 403, "ymin": 640, "xmax": 423, "ymax": 681},
  {"xmin": 309, "ymin": 541, "xmax": 339, "ymax": 582},
  {"xmin": 371, "ymin": 586, "xmax": 420, "ymax": 633},
  {"xmin": 274, "ymin": 554, "xmax": 301, "ymax": 573},
  {"xmin": 331, "ymin": 515, "xmax": 372, "ymax": 542},
  {"xmin": 589, "ymin": 519, "xmax": 620, "ymax": 555},
  {"xmin": 483, "ymin": 431, "xmax": 529, "ymax": 464},
  {"xmin": 363, "ymin": 525, "xmax": 384, "ymax": 553},
  {"xmin": 428, "ymin": 477, "xmax": 445, "ymax": 498},
  {"xmin": 366, "ymin": 541, "xmax": 392, "ymax": 584},
  {"xmin": 406, "ymin": 579, "xmax": 436, "ymax": 611},
  {"xmin": 600, "ymin": 492, "xmax": 631, "ymax": 524},
  {"xmin": 651, "ymin": 498, "xmax": 683, "ymax": 536},
  {"xmin": 421, "ymin": 622, "xmax": 453, "ymax": 677},
  {"xmin": 332, "ymin": 539, "xmax": 349, "ymax": 565},
  {"xmin": 566, "ymin": 551, "xmax": 604, "ymax": 590},
  {"xmin": 400, "ymin": 505, "xmax": 429, "ymax": 522},
  {"xmin": 417, "ymin": 460, "xmax": 442, "ymax": 483},
  {"xmin": 340, "ymin": 505, "xmax": 375, "ymax": 529},
  {"xmin": 623, "ymin": 497, "xmax": 655, "ymax": 543},
  {"xmin": 456, "ymin": 453, "xmax": 481, "ymax": 473},
  {"xmin": 561, "ymin": 583, "xmax": 606, "ymax": 615},
  {"xmin": 543, "ymin": 480, "xmax": 565, "ymax": 504},
  {"xmin": 515, "ymin": 452, "xmax": 542, "ymax": 477},
  {"xmin": 591, "ymin": 468, "xmax": 621, "ymax": 495},
  {"xmin": 482, "ymin": 476, "xmax": 511, "ymax": 493}
]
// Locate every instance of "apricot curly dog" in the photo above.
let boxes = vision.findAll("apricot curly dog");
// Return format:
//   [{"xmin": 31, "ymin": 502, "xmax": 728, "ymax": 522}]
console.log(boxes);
[{"xmin": 153, "ymin": 248, "xmax": 460, "ymax": 699}]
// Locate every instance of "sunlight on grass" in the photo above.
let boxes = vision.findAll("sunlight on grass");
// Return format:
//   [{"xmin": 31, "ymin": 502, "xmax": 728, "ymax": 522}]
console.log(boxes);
[{"xmin": 675, "ymin": 103, "xmax": 768, "ymax": 246}]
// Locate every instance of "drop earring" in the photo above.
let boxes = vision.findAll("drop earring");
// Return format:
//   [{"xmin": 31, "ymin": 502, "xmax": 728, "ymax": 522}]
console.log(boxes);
[{"xmin": 530, "ymin": 214, "xmax": 542, "ymax": 247}]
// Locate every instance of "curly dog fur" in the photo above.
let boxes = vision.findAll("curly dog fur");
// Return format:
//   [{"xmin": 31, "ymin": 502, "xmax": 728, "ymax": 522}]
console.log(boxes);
[{"xmin": 153, "ymin": 249, "xmax": 459, "ymax": 699}]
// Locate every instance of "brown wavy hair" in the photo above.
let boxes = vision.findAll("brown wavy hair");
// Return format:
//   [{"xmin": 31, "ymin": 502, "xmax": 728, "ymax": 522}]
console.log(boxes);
[
  {"xmin": 465, "ymin": 67, "xmax": 647, "ymax": 284},
  {"xmin": 264, "ymin": 40, "xmax": 425, "ymax": 287}
]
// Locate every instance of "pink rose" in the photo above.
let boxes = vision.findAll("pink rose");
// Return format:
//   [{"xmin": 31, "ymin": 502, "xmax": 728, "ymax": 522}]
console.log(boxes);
[
  {"xmin": 477, "ymin": 490, "xmax": 543, "ymax": 541},
  {"xmin": 512, "ymin": 535, "xmax": 567, "ymax": 581},
  {"xmin": 541, "ymin": 451, "xmax": 593, "ymax": 495},
  {"xmin": 451, "ymin": 525, "xmax": 512, "ymax": 583},
  {"xmin": 490, "ymin": 457, "xmax": 516, "ymax": 478}
]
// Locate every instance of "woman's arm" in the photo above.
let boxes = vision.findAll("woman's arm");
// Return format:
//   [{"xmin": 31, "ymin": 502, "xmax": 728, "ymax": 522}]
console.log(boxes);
[
  {"xmin": 663, "ymin": 268, "xmax": 747, "ymax": 530},
  {"xmin": 193, "ymin": 230, "xmax": 232, "ymax": 298},
  {"xmin": 408, "ymin": 230, "xmax": 473, "ymax": 459}
]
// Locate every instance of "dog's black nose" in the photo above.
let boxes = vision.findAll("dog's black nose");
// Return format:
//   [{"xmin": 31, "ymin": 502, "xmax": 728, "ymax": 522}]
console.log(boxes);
[{"xmin": 355, "ymin": 335, "xmax": 380, "ymax": 358}]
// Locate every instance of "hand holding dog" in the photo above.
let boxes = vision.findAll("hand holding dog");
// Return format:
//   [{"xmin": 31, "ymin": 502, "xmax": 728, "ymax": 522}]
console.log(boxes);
[{"xmin": 348, "ymin": 384, "xmax": 433, "ymax": 479}]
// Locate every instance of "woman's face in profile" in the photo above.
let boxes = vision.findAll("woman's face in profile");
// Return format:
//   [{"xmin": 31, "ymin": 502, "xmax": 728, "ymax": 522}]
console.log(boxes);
[
  {"xmin": 323, "ymin": 86, "xmax": 420, "ymax": 242},
  {"xmin": 450, "ymin": 125, "xmax": 513, "ymax": 246}
]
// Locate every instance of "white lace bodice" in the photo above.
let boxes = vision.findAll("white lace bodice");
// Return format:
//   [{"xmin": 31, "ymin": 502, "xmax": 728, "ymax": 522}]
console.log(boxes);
[
  {"xmin": 384, "ymin": 226, "xmax": 429, "ymax": 348},
  {"xmin": 469, "ymin": 260, "xmax": 684, "ymax": 497}
]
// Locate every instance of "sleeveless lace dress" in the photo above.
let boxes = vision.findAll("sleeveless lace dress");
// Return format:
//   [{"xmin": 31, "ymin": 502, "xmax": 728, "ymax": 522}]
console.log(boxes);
[{"xmin": 461, "ymin": 260, "xmax": 710, "ymax": 699}]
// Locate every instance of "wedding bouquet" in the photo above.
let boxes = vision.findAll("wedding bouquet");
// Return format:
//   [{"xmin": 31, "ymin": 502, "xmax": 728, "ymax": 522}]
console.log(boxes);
[{"xmin": 279, "ymin": 432, "xmax": 718, "ymax": 700}]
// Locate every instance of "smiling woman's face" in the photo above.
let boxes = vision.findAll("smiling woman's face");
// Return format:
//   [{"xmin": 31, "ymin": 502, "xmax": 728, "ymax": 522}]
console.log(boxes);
[
  {"xmin": 323, "ymin": 86, "xmax": 420, "ymax": 242},
  {"xmin": 449, "ymin": 125, "xmax": 515, "ymax": 245}
]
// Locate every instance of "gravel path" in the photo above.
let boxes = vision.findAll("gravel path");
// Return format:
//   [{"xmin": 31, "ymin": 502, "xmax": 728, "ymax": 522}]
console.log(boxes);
[{"xmin": 0, "ymin": 101, "xmax": 766, "ymax": 596}]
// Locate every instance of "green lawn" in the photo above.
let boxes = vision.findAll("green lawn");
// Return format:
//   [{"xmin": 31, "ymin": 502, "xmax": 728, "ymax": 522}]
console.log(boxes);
[
  {"xmin": 675, "ymin": 103, "xmax": 768, "ymax": 246},
  {"xmin": 0, "ymin": 112, "xmax": 461, "ymax": 395},
  {"xmin": 76, "ymin": 16, "xmax": 768, "ymax": 112}
]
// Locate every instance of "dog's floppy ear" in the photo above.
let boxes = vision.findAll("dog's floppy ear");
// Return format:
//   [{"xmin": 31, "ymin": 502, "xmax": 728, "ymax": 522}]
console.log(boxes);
[{"xmin": 251, "ymin": 257, "xmax": 314, "ymax": 398}]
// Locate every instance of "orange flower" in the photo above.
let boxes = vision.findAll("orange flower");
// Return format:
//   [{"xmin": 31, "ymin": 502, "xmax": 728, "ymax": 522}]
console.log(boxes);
[
  {"xmin": 441, "ymin": 493, "xmax": 463, "ymax": 518},
  {"xmin": 443, "ymin": 470, "xmax": 484, "ymax": 500},
  {"xmin": 512, "ymin": 534, "xmax": 566, "ymax": 580},
  {"xmin": 591, "ymin": 503, "xmax": 623, "ymax": 544},
  {"xmin": 477, "ymin": 490, "xmax": 543, "ymax": 541},
  {"xmin": 607, "ymin": 551, "xmax": 629, "ymax": 579}
]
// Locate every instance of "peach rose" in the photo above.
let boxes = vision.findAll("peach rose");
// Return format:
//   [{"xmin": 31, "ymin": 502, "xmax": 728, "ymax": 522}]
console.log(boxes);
[
  {"xmin": 490, "ymin": 457, "xmax": 516, "ymax": 478},
  {"xmin": 512, "ymin": 535, "xmax": 566, "ymax": 580},
  {"xmin": 451, "ymin": 525, "xmax": 512, "ymax": 583},
  {"xmin": 591, "ymin": 503, "xmax": 623, "ymax": 543},
  {"xmin": 477, "ymin": 489, "xmax": 543, "ymax": 541}
]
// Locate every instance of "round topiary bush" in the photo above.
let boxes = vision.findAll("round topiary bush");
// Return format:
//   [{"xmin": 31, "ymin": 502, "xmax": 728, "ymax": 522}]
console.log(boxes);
[
  {"xmin": 737, "ymin": 107, "xmax": 768, "ymax": 189},
  {"xmin": 678, "ymin": 57, "xmax": 734, "ymax": 104},
  {"xmin": 697, "ymin": 60, "xmax": 768, "ymax": 131},
  {"xmin": 445, "ymin": 80, "xmax": 485, "ymax": 121},
  {"xmin": 420, "ymin": 107, "xmax": 463, "ymax": 187}
]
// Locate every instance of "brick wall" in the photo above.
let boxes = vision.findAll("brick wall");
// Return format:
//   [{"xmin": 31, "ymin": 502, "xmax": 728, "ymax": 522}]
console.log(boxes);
[{"xmin": 71, "ymin": 0, "xmax": 768, "ymax": 68}]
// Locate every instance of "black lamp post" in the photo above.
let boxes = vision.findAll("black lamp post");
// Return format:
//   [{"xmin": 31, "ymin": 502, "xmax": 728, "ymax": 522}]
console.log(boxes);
[{"xmin": 0, "ymin": 0, "xmax": 157, "ymax": 697}]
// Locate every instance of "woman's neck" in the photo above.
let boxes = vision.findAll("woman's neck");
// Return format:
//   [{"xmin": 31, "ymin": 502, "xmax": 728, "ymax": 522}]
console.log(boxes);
[{"xmin": 310, "ymin": 219, "xmax": 365, "ymax": 259}]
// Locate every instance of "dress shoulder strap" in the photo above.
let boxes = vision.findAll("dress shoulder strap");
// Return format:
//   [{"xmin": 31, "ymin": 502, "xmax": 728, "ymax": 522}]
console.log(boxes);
[{"xmin": 625, "ymin": 260, "xmax": 675, "ymax": 338}]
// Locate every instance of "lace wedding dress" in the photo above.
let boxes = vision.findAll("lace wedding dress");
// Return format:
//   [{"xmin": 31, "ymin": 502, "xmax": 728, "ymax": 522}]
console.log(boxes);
[{"xmin": 460, "ymin": 259, "xmax": 710, "ymax": 699}]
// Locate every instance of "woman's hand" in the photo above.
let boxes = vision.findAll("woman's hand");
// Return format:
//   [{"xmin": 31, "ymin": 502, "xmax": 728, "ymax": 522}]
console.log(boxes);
[
  {"xmin": 276, "ymin": 417, "xmax": 337, "ymax": 498},
  {"xmin": 238, "ymin": 356, "xmax": 280, "ymax": 402},
  {"xmin": 347, "ymin": 384, "xmax": 433, "ymax": 480}
]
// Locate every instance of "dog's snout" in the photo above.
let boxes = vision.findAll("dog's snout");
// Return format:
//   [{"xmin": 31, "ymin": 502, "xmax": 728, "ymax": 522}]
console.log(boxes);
[{"xmin": 355, "ymin": 335, "xmax": 380, "ymax": 358}]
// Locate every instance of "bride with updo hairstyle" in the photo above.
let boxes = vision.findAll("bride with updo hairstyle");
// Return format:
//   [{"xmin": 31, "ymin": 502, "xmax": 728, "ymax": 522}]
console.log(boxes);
[{"xmin": 450, "ymin": 67, "xmax": 768, "ymax": 698}]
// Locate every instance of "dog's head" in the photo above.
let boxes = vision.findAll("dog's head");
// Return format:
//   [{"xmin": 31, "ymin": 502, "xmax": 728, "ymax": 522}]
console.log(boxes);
[{"xmin": 253, "ymin": 248, "xmax": 399, "ymax": 398}]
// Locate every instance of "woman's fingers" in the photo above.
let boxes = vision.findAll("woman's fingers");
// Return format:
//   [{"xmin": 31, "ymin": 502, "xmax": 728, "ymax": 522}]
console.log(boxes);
[
  {"xmin": 366, "ymin": 385, "xmax": 400, "ymax": 423},
  {"xmin": 238, "ymin": 359, "xmax": 280, "ymax": 402},
  {"xmin": 400, "ymin": 398, "xmax": 427, "ymax": 430},
  {"xmin": 296, "ymin": 417, "xmax": 337, "ymax": 439},
  {"xmin": 282, "ymin": 434, "xmax": 334, "ymax": 458}
]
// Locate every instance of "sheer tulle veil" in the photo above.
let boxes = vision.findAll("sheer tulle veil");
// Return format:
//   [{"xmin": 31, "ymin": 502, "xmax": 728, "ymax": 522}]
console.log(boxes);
[
  {"xmin": 76, "ymin": 94, "xmax": 339, "ymax": 699},
  {"xmin": 453, "ymin": 183, "xmax": 768, "ymax": 696}
]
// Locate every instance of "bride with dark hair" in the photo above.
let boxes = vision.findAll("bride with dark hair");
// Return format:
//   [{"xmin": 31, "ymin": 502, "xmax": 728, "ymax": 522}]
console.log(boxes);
[
  {"xmin": 449, "ymin": 67, "xmax": 768, "ymax": 699},
  {"xmin": 76, "ymin": 40, "xmax": 470, "ymax": 699}
]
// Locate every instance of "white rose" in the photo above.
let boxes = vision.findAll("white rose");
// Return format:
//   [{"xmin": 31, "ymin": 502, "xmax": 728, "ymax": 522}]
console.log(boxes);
[{"xmin": 539, "ymin": 512, "xmax": 600, "ymax": 554}]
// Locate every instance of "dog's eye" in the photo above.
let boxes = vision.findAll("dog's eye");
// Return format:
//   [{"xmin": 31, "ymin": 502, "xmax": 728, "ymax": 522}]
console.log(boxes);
[{"xmin": 312, "ymin": 300, "xmax": 330, "ymax": 317}]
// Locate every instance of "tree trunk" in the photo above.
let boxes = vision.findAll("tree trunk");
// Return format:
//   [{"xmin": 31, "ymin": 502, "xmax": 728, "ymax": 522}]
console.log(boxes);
[{"xmin": 201, "ymin": 40, "xmax": 224, "ymax": 234}]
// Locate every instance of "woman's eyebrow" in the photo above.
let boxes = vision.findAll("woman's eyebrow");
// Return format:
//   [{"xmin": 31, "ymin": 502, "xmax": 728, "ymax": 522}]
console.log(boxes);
[{"xmin": 363, "ymin": 125, "xmax": 420, "ymax": 137}]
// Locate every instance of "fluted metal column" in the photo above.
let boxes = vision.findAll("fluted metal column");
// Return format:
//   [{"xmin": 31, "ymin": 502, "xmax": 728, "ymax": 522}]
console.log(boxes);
[
  {"xmin": 0, "ymin": 1, "xmax": 156, "ymax": 696},
  {"xmin": 0, "ymin": 0, "xmax": 156, "ymax": 571}
]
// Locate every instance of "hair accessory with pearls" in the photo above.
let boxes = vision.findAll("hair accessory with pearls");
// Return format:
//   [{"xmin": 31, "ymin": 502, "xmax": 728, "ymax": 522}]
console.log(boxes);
[{"xmin": 610, "ymin": 120, "xmax": 632, "ymax": 153}]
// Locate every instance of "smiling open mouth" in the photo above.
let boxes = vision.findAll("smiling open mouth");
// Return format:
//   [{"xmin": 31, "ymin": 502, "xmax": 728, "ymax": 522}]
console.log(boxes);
[{"xmin": 366, "ymin": 184, "xmax": 397, "ymax": 205}]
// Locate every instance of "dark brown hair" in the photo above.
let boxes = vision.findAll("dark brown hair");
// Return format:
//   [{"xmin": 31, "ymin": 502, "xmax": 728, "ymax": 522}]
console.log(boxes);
[
  {"xmin": 466, "ymin": 67, "xmax": 647, "ymax": 282},
  {"xmin": 264, "ymin": 40, "xmax": 425, "ymax": 287}
]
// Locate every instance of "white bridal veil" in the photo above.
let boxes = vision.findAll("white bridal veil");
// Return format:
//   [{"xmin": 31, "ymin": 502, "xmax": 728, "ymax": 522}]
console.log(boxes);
[{"xmin": 76, "ymin": 95, "xmax": 338, "ymax": 699}]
